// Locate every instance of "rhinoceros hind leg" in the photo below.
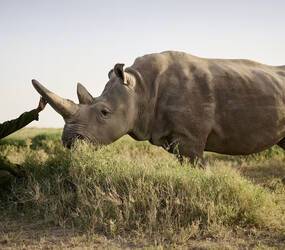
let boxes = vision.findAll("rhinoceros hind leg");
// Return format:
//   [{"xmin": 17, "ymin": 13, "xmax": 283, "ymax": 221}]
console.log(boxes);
[
  {"xmin": 277, "ymin": 138, "xmax": 285, "ymax": 150},
  {"xmin": 275, "ymin": 139, "xmax": 285, "ymax": 185}
]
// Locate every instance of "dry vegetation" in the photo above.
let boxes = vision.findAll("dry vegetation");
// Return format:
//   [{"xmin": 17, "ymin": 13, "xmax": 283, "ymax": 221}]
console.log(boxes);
[{"xmin": 0, "ymin": 128, "xmax": 285, "ymax": 249}]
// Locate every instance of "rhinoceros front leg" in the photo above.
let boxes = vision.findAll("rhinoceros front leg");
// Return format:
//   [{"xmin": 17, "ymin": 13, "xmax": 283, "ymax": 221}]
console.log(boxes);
[
  {"xmin": 178, "ymin": 143, "xmax": 206, "ymax": 167},
  {"xmin": 163, "ymin": 137, "xmax": 206, "ymax": 166}
]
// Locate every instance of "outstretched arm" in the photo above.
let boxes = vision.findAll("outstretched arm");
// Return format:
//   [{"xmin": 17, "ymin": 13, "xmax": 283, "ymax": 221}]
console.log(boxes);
[
  {"xmin": 0, "ymin": 157, "xmax": 22, "ymax": 177},
  {"xmin": 0, "ymin": 98, "xmax": 47, "ymax": 139}
]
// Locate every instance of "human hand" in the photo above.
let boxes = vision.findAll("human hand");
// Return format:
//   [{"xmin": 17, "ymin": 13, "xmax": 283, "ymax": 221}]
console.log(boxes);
[{"xmin": 36, "ymin": 97, "xmax": 48, "ymax": 112}]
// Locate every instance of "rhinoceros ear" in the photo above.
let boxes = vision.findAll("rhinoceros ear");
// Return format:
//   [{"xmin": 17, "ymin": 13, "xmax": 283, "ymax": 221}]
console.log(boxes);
[
  {"xmin": 108, "ymin": 69, "xmax": 114, "ymax": 79},
  {"xmin": 114, "ymin": 63, "xmax": 127, "ymax": 84},
  {"xmin": 77, "ymin": 83, "xmax": 93, "ymax": 105}
]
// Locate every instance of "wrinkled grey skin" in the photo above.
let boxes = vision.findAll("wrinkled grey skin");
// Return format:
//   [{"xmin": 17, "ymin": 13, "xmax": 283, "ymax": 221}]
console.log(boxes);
[{"xmin": 32, "ymin": 51, "xmax": 285, "ymax": 162}]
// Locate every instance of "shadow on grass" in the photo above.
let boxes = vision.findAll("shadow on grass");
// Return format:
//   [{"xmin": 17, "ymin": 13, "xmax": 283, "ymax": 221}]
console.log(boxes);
[
  {"xmin": 31, "ymin": 133, "xmax": 61, "ymax": 151},
  {"xmin": 0, "ymin": 139, "xmax": 27, "ymax": 147}
]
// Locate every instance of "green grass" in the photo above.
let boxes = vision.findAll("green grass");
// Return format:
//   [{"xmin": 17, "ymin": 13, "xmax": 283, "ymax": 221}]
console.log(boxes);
[{"xmin": 0, "ymin": 128, "xmax": 285, "ymax": 249}]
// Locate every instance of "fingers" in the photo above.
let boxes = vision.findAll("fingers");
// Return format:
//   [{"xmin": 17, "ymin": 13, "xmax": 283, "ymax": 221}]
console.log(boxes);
[
  {"xmin": 40, "ymin": 97, "xmax": 48, "ymax": 105},
  {"xmin": 37, "ymin": 97, "xmax": 48, "ymax": 112}
]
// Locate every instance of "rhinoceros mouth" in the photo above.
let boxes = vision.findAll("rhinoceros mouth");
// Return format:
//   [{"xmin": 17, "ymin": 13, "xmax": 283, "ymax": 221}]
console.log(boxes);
[
  {"xmin": 61, "ymin": 132, "xmax": 88, "ymax": 148},
  {"xmin": 62, "ymin": 135, "xmax": 81, "ymax": 148},
  {"xmin": 62, "ymin": 131, "xmax": 102, "ymax": 149}
]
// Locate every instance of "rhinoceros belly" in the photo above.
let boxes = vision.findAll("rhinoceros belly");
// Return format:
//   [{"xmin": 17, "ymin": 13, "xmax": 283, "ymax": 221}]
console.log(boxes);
[{"xmin": 205, "ymin": 105, "xmax": 285, "ymax": 154}]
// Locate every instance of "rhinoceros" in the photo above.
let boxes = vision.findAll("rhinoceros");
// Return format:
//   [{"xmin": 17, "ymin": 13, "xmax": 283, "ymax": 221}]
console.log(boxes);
[{"xmin": 32, "ymin": 51, "xmax": 285, "ymax": 162}]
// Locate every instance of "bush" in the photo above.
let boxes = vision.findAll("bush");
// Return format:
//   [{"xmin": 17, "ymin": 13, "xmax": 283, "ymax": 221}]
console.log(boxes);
[{"xmin": 1, "ymin": 138, "xmax": 284, "ymax": 241}]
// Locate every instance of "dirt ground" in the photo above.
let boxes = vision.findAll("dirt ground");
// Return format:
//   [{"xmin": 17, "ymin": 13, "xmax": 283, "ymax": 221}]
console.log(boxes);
[{"xmin": 1, "ymin": 218, "xmax": 284, "ymax": 250}]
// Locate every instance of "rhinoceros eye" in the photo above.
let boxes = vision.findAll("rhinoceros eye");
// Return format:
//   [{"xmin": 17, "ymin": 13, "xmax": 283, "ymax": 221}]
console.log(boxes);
[{"xmin": 100, "ymin": 108, "xmax": 111, "ymax": 117}]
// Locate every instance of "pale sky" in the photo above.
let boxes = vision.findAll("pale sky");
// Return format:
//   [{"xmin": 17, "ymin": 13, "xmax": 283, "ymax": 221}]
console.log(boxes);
[{"xmin": 1, "ymin": 0, "xmax": 285, "ymax": 127}]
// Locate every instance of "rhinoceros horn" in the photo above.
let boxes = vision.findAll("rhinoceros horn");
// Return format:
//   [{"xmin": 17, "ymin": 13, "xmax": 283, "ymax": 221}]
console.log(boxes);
[{"xmin": 32, "ymin": 79, "xmax": 79, "ymax": 118}]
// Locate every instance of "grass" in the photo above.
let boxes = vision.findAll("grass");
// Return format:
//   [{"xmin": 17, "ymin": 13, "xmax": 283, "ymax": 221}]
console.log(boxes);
[{"xmin": 0, "ymin": 128, "xmax": 285, "ymax": 249}]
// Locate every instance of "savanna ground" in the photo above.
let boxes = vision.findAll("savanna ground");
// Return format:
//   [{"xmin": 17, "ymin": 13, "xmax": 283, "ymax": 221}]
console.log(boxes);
[{"xmin": 0, "ymin": 128, "xmax": 284, "ymax": 249}]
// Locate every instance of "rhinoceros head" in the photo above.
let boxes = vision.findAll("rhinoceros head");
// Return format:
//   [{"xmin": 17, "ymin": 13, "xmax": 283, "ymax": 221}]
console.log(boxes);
[{"xmin": 32, "ymin": 64, "xmax": 141, "ymax": 148}]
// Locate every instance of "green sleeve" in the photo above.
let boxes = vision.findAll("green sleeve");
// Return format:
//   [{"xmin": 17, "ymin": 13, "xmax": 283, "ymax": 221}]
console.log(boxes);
[{"xmin": 0, "ymin": 109, "xmax": 39, "ymax": 139}]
